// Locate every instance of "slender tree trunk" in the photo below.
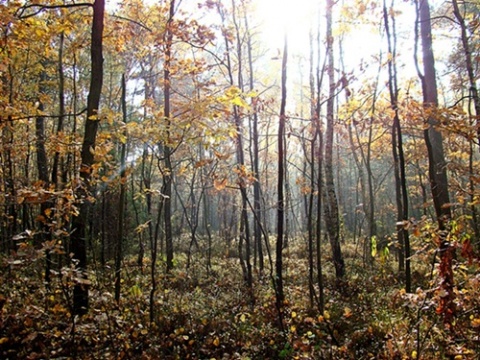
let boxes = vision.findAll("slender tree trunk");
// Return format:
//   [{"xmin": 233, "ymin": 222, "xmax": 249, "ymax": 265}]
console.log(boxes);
[
  {"xmin": 36, "ymin": 69, "xmax": 52, "ymax": 287},
  {"xmin": 114, "ymin": 74, "xmax": 128, "ymax": 304},
  {"xmin": 275, "ymin": 33, "xmax": 288, "ymax": 331},
  {"xmin": 451, "ymin": 0, "xmax": 480, "ymax": 242},
  {"xmin": 52, "ymin": 32, "xmax": 65, "ymax": 187},
  {"xmin": 314, "ymin": 16, "xmax": 325, "ymax": 314},
  {"xmin": 2, "ymin": 64, "xmax": 17, "ymax": 252},
  {"xmin": 415, "ymin": 0, "xmax": 454, "ymax": 329},
  {"xmin": 451, "ymin": 0, "xmax": 480, "ymax": 148},
  {"xmin": 325, "ymin": 0, "xmax": 345, "ymax": 279},
  {"xmin": 307, "ymin": 31, "xmax": 316, "ymax": 305},
  {"xmin": 244, "ymin": 11, "xmax": 264, "ymax": 276},
  {"xmin": 70, "ymin": 0, "xmax": 104, "ymax": 315},
  {"xmin": 163, "ymin": 0, "xmax": 175, "ymax": 273},
  {"xmin": 384, "ymin": 0, "xmax": 411, "ymax": 291}
]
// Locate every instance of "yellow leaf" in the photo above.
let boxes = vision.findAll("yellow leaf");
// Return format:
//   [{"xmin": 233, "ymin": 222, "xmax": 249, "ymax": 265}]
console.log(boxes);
[
  {"xmin": 411, "ymin": 350, "xmax": 418, "ymax": 359},
  {"xmin": 344, "ymin": 307, "xmax": 352, "ymax": 318},
  {"xmin": 323, "ymin": 310, "xmax": 330, "ymax": 320},
  {"xmin": 213, "ymin": 336, "xmax": 220, "ymax": 347},
  {"xmin": 291, "ymin": 311, "xmax": 297, "ymax": 319},
  {"xmin": 118, "ymin": 133, "xmax": 127, "ymax": 144},
  {"xmin": 0, "ymin": 338, "xmax": 8, "ymax": 345},
  {"xmin": 44, "ymin": 208, "xmax": 52, "ymax": 218},
  {"xmin": 471, "ymin": 318, "xmax": 480, "ymax": 328},
  {"xmin": 228, "ymin": 128, "xmax": 238, "ymax": 138},
  {"xmin": 240, "ymin": 313, "xmax": 246, "ymax": 322},
  {"xmin": 290, "ymin": 325, "xmax": 296, "ymax": 332},
  {"xmin": 231, "ymin": 96, "xmax": 248, "ymax": 108}
]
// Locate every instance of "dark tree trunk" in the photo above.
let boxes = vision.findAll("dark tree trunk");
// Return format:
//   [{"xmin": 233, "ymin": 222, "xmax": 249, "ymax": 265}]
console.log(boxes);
[
  {"xmin": 451, "ymin": 0, "xmax": 480, "ymax": 148},
  {"xmin": 36, "ymin": 69, "xmax": 52, "ymax": 286},
  {"xmin": 52, "ymin": 32, "xmax": 65, "ymax": 187},
  {"xmin": 384, "ymin": 0, "xmax": 411, "ymax": 292},
  {"xmin": 416, "ymin": 0, "xmax": 454, "ymax": 329},
  {"xmin": 70, "ymin": 0, "xmax": 104, "ymax": 315},
  {"xmin": 451, "ymin": 0, "xmax": 480, "ymax": 242},
  {"xmin": 114, "ymin": 74, "xmax": 128, "ymax": 304},
  {"xmin": 1, "ymin": 65, "xmax": 18, "ymax": 252},
  {"xmin": 163, "ymin": 0, "xmax": 175, "ymax": 273},
  {"xmin": 244, "ymin": 11, "xmax": 264, "ymax": 276}
]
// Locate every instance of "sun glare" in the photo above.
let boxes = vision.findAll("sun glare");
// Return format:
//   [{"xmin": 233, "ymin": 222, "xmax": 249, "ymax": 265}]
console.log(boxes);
[{"xmin": 255, "ymin": 0, "xmax": 319, "ymax": 52}]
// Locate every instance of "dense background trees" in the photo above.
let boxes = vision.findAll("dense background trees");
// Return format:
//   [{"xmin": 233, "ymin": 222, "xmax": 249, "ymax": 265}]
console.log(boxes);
[{"xmin": 1, "ymin": 0, "xmax": 480, "ymax": 358}]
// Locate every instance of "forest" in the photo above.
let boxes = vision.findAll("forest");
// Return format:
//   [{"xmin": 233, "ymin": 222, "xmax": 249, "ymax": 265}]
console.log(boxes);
[{"xmin": 0, "ymin": 0, "xmax": 479, "ymax": 358}]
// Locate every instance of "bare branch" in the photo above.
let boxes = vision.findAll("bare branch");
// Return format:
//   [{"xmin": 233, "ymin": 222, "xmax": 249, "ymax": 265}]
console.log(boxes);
[{"xmin": 15, "ymin": 3, "xmax": 93, "ymax": 19}]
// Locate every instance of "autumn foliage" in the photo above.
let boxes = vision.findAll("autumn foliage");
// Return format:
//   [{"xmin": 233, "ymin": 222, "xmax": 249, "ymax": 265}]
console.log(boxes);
[{"xmin": 1, "ymin": 0, "xmax": 480, "ymax": 359}]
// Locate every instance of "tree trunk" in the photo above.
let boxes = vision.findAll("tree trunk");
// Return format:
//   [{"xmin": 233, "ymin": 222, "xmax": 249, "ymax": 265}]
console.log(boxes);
[
  {"xmin": 70, "ymin": 0, "xmax": 104, "ymax": 315},
  {"xmin": 51, "ymin": 31, "xmax": 65, "ymax": 187},
  {"xmin": 451, "ymin": 0, "xmax": 480, "ymax": 148},
  {"xmin": 451, "ymin": 0, "xmax": 480, "ymax": 242},
  {"xmin": 416, "ymin": 0, "xmax": 454, "ymax": 329},
  {"xmin": 36, "ymin": 69, "xmax": 52, "ymax": 286},
  {"xmin": 1, "ymin": 64, "xmax": 18, "ymax": 252},
  {"xmin": 324, "ymin": 0, "xmax": 345, "ymax": 279},
  {"xmin": 163, "ymin": 0, "xmax": 175, "ymax": 273},
  {"xmin": 244, "ymin": 11, "xmax": 264, "ymax": 276},
  {"xmin": 275, "ymin": 33, "xmax": 288, "ymax": 330},
  {"xmin": 114, "ymin": 74, "xmax": 128, "ymax": 304},
  {"xmin": 384, "ymin": 0, "xmax": 411, "ymax": 292}
]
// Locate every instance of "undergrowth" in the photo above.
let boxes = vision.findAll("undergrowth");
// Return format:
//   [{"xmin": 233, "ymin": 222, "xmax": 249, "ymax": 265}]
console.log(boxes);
[{"xmin": 1, "ymin": 237, "xmax": 479, "ymax": 359}]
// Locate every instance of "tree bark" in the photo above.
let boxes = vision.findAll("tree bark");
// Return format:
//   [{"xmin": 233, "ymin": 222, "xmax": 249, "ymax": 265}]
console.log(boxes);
[
  {"xmin": 163, "ymin": 0, "xmax": 175, "ymax": 273},
  {"xmin": 451, "ymin": 0, "xmax": 480, "ymax": 148},
  {"xmin": 416, "ymin": 0, "xmax": 454, "ymax": 328},
  {"xmin": 244, "ymin": 10, "xmax": 264, "ymax": 275},
  {"xmin": 325, "ymin": 0, "xmax": 345, "ymax": 279},
  {"xmin": 384, "ymin": 0, "xmax": 411, "ymax": 292},
  {"xmin": 275, "ymin": 33, "xmax": 288, "ymax": 330},
  {"xmin": 114, "ymin": 74, "xmax": 128, "ymax": 304},
  {"xmin": 36, "ymin": 69, "xmax": 52, "ymax": 286},
  {"xmin": 70, "ymin": 0, "xmax": 104, "ymax": 315}
]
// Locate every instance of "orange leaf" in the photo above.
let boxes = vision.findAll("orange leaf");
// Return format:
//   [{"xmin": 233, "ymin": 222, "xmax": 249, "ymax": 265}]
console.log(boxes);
[{"xmin": 213, "ymin": 178, "xmax": 227, "ymax": 191}]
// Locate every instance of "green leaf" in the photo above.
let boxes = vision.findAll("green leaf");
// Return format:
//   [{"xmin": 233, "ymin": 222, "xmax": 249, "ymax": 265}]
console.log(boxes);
[
  {"xmin": 371, "ymin": 235, "xmax": 377, "ymax": 258},
  {"xmin": 129, "ymin": 284, "xmax": 142, "ymax": 297}
]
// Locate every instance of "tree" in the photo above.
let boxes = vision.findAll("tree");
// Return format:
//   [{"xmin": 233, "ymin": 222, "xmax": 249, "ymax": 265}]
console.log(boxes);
[
  {"xmin": 451, "ymin": 0, "xmax": 480, "ymax": 148},
  {"xmin": 114, "ymin": 74, "xmax": 128, "ymax": 304},
  {"xmin": 415, "ymin": 0, "xmax": 455, "ymax": 328},
  {"xmin": 383, "ymin": 0, "xmax": 411, "ymax": 292},
  {"xmin": 70, "ymin": 0, "xmax": 105, "ymax": 315},
  {"xmin": 162, "ymin": 0, "xmax": 175, "ymax": 273},
  {"xmin": 244, "ymin": 4, "xmax": 264, "ymax": 276},
  {"xmin": 275, "ymin": 32, "xmax": 288, "ymax": 330},
  {"xmin": 324, "ymin": 0, "xmax": 345, "ymax": 279}
]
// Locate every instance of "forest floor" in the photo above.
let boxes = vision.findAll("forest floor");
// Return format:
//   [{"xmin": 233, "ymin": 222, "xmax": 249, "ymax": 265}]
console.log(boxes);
[{"xmin": 1, "ymin": 239, "xmax": 479, "ymax": 359}]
